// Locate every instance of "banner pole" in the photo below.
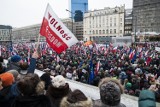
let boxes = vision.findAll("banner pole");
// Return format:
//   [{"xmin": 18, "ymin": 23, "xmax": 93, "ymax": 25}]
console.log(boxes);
[{"xmin": 36, "ymin": 34, "xmax": 41, "ymax": 51}]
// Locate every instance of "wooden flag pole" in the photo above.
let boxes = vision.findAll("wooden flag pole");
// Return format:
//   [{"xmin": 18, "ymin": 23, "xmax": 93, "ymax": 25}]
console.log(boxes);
[{"xmin": 36, "ymin": 34, "xmax": 41, "ymax": 51}]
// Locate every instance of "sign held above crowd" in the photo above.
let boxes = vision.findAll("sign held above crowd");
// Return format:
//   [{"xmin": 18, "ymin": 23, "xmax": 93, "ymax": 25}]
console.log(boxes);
[{"xmin": 40, "ymin": 4, "xmax": 78, "ymax": 54}]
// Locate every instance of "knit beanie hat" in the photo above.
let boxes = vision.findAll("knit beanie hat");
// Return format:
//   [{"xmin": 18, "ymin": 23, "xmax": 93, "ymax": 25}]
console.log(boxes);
[
  {"xmin": 99, "ymin": 77, "xmax": 123, "ymax": 106},
  {"xmin": 125, "ymin": 82, "xmax": 132, "ymax": 89},
  {"xmin": 11, "ymin": 55, "xmax": 21, "ymax": 63},
  {"xmin": 0, "ymin": 72, "xmax": 14, "ymax": 87}
]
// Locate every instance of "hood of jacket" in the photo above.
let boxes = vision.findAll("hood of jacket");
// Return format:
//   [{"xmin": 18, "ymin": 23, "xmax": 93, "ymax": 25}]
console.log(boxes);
[
  {"xmin": 60, "ymin": 96, "xmax": 93, "ymax": 107},
  {"xmin": 138, "ymin": 90, "xmax": 156, "ymax": 107}
]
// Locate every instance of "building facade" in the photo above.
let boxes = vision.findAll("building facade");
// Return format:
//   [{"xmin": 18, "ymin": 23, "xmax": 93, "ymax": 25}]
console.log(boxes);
[
  {"xmin": 69, "ymin": 0, "xmax": 88, "ymax": 18},
  {"xmin": 83, "ymin": 5, "xmax": 125, "ymax": 42},
  {"xmin": 12, "ymin": 24, "xmax": 45, "ymax": 43},
  {"xmin": 0, "ymin": 25, "xmax": 12, "ymax": 46},
  {"xmin": 133, "ymin": 0, "xmax": 160, "ymax": 34},
  {"xmin": 124, "ymin": 9, "xmax": 132, "ymax": 36},
  {"xmin": 74, "ymin": 21, "xmax": 83, "ymax": 40},
  {"xmin": 62, "ymin": 18, "xmax": 83, "ymax": 41},
  {"xmin": 12, "ymin": 18, "xmax": 83, "ymax": 43}
]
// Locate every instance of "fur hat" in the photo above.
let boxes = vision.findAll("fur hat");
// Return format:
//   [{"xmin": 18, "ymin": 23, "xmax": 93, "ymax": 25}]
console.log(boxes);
[
  {"xmin": 60, "ymin": 89, "xmax": 92, "ymax": 107},
  {"xmin": 98, "ymin": 77, "xmax": 123, "ymax": 106},
  {"xmin": 0, "ymin": 72, "xmax": 14, "ymax": 87},
  {"xmin": 47, "ymin": 75, "xmax": 70, "ymax": 99},
  {"xmin": 11, "ymin": 55, "xmax": 21, "ymax": 63},
  {"xmin": 52, "ymin": 75, "xmax": 65, "ymax": 88}
]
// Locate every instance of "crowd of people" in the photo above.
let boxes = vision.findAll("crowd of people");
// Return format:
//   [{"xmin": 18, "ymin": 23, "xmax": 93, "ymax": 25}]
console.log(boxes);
[{"xmin": 0, "ymin": 41, "xmax": 159, "ymax": 107}]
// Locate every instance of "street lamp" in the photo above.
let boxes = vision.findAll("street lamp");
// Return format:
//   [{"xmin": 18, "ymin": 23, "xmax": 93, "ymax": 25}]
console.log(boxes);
[
  {"xmin": 66, "ymin": 9, "xmax": 74, "ymax": 33},
  {"xmin": 134, "ymin": 16, "xmax": 137, "ymax": 43}
]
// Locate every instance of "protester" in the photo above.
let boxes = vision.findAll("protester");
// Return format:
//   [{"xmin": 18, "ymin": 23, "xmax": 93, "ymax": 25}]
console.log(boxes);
[
  {"xmin": 93, "ymin": 77, "xmax": 126, "ymax": 107},
  {"xmin": 0, "ymin": 72, "xmax": 19, "ymax": 107},
  {"xmin": 12, "ymin": 73, "xmax": 51, "ymax": 107},
  {"xmin": 138, "ymin": 90, "xmax": 156, "ymax": 107},
  {"xmin": 6, "ymin": 55, "xmax": 22, "ymax": 72},
  {"xmin": 46, "ymin": 75, "xmax": 71, "ymax": 107},
  {"xmin": 0, "ymin": 51, "xmax": 39, "ymax": 107},
  {"xmin": 60, "ymin": 89, "xmax": 93, "ymax": 107}
]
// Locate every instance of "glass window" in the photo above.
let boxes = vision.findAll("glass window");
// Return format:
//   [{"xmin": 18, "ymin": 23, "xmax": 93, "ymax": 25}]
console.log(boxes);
[
  {"xmin": 110, "ymin": 29, "xmax": 112, "ymax": 34},
  {"xmin": 99, "ymin": 30, "xmax": 101, "ymax": 34}
]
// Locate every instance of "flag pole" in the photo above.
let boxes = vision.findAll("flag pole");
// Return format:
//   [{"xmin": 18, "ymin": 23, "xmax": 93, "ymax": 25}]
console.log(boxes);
[{"xmin": 36, "ymin": 34, "xmax": 41, "ymax": 51}]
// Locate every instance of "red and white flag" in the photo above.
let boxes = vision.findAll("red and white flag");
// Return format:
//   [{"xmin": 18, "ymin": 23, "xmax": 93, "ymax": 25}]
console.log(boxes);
[
  {"xmin": 40, "ymin": 4, "xmax": 78, "ymax": 54},
  {"xmin": 95, "ymin": 61, "xmax": 100, "ymax": 75}
]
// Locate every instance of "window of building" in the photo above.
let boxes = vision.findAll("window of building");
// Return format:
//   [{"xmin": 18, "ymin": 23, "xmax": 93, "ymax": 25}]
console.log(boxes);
[
  {"xmin": 103, "ymin": 30, "xmax": 105, "ymax": 34},
  {"xmin": 106, "ymin": 29, "xmax": 108, "ymax": 34},
  {"xmin": 120, "ymin": 30, "xmax": 122, "ymax": 33},
  {"xmin": 114, "ymin": 23, "xmax": 116, "ymax": 26},
  {"xmin": 93, "ymin": 30, "xmax": 95, "ymax": 34},
  {"xmin": 110, "ymin": 29, "xmax": 112, "ymax": 34},
  {"xmin": 96, "ymin": 30, "xmax": 98, "ymax": 34},
  {"xmin": 114, "ymin": 18, "xmax": 116, "ymax": 23},
  {"xmin": 120, "ymin": 23, "xmax": 122, "ymax": 27},
  {"xmin": 99, "ymin": 30, "xmax": 101, "ymax": 34},
  {"xmin": 120, "ymin": 18, "xmax": 122, "ymax": 22},
  {"xmin": 114, "ymin": 29, "xmax": 116, "ymax": 33}
]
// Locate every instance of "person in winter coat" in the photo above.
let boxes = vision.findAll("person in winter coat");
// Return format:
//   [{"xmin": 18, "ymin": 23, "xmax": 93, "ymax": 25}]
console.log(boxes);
[
  {"xmin": 6, "ymin": 55, "xmax": 22, "ymax": 73},
  {"xmin": 12, "ymin": 73, "xmax": 51, "ymax": 107},
  {"xmin": 60, "ymin": 89, "xmax": 93, "ymax": 107},
  {"xmin": 138, "ymin": 90, "xmax": 156, "ymax": 107},
  {"xmin": 46, "ymin": 75, "xmax": 71, "ymax": 107},
  {"xmin": 93, "ymin": 77, "xmax": 126, "ymax": 107},
  {"xmin": 6, "ymin": 51, "xmax": 38, "ymax": 74},
  {"xmin": 0, "ymin": 51, "xmax": 39, "ymax": 107},
  {"xmin": 0, "ymin": 72, "xmax": 19, "ymax": 107}
]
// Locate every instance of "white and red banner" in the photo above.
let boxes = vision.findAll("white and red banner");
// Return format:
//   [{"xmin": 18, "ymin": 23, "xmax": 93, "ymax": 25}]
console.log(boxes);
[{"xmin": 40, "ymin": 4, "xmax": 78, "ymax": 54}]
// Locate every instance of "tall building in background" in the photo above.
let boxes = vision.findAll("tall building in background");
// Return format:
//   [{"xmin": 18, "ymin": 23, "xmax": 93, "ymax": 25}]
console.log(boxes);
[
  {"xmin": 133, "ymin": 0, "xmax": 160, "ymax": 34},
  {"xmin": 69, "ymin": 0, "xmax": 88, "ymax": 21},
  {"xmin": 124, "ymin": 9, "xmax": 132, "ymax": 36},
  {"xmin": 0, "ymin": 25, "xmax": 12, "ymax": 46},
  {"xmin": 83, "ymin": 6, "xmax": 125, "ymax": 42}
]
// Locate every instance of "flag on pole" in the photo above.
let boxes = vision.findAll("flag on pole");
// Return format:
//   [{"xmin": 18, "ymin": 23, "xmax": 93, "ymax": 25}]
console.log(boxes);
[
  {"xmin": 88, "ymin": 60, "xmax": 94, "ymax": 84},
  {"xmin": 40, "ymin": 4, "xmax": 78, "ymax": 54},
  {"xmin": 95, "ymin": 60, "xmax": 100, "ymax": 76}
]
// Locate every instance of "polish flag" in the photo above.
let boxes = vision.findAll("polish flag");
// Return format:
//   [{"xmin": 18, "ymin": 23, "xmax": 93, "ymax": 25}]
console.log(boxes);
[
  {"xmin": 95, "ymin": 61, "xmax": 100, "ymax": 75},
  {"xmin": 40, "ymin": 4, "xmax": 78, "ymax": 54},
  {"xmin": 56, "ymin": 55, "xmax": 60, "ymax": 62},
  {"xmin": 129, "ymin": 50, "xmax": 135, "ymax": 60}
]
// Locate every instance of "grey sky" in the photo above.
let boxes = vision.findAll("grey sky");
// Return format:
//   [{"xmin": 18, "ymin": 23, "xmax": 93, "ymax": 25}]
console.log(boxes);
[{"xmin": 0, "ymin": 0, "xmax": 133, "ymax": 28}]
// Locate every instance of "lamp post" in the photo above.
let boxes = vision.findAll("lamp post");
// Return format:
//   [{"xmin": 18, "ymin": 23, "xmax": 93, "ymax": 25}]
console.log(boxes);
[
  {"xmin": 66, "ymin": 9, "xmax": 74, "ymax": 33},
  {"xmin": 134, "ymin": 16, "xmax": 137, "ymax": 43}
]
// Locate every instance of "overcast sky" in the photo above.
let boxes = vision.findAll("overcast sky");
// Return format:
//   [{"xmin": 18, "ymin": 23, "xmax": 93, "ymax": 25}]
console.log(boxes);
[{"xmin": 0, "ymin": 0, "xmax": 133, "ymax": 28}]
